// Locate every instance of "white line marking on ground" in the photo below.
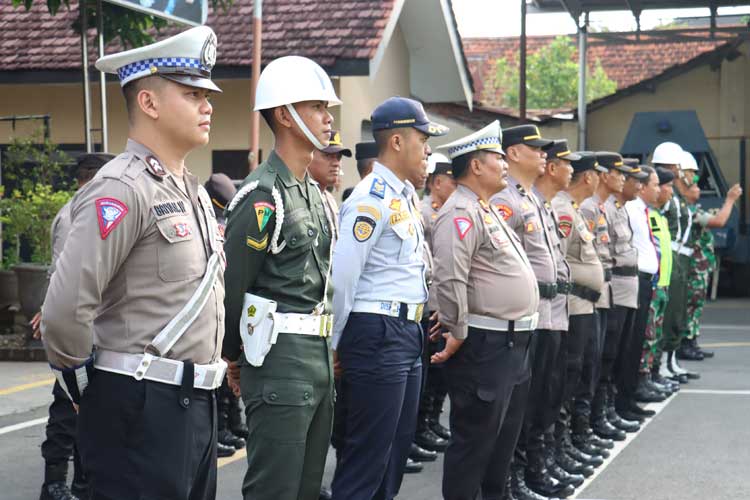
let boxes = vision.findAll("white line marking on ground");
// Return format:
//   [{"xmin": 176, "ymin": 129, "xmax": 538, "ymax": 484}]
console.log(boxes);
[
  {"xmin": 680, "ymin": 389, "xmax": 750, "ymax": 395},
  {"xmin": 571, "ymin": 395, "xmax": 676, "ymax": 499},
  {"xmin": 0, "ymin": 417, "xmax": 47, "ymax": 436},
  {"xmin": 700, "ymin": 324, "xmax": 749, "ymax": 331}
]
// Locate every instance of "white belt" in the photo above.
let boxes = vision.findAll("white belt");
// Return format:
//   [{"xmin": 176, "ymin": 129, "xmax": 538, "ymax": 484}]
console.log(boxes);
[
  {"xmin": 94, "ymin": 350, "xmax": 227, "ymax": 391},
  {"xmin": 467, "ymin": 312, "xmax": 539, "ymax": 332},
  {"xmin": 275, "ymin": 313, "xmax": 333, "ymax": 338},
  {"xmin": 352, "ymin": 300, "xmax": 425, "ymax": 322},
  {"xmin": 670, "ymin": 241, "xmax": 694, "ymax": 257}
]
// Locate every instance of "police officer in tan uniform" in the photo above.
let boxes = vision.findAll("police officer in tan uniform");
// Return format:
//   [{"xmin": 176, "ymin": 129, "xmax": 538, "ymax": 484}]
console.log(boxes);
[
  {"xmin": 41, "ymin": 26, "xmax": 226, "ymax": 500},
  {"xmin": 308, "ymin": 130, "xmax": 351, "ymax": 241},
  {"xmin": 489, "ymin": 125, "xmax": 575, "ymax": 500},
  {"xmin": 431, "ymin": 121, "xmax": 540, "ymax": 500},
  {"xmin": 600, "ymin": 155, "xmax": 645, "ymax": 436},
  {"xmin": 551, "ymin": 152, "xmax": 610, "ymax": 475}
]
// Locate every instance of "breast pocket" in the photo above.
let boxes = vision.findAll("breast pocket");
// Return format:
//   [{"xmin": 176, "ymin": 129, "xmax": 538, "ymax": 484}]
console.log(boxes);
[
  {"xmin": 390, "ymin": 220, "xmax": 417, "ymax": 263},
  {"xmin": 155, "ymin": 217, "xmax": 205, "ymax": 282},
  {"xmin": 280, "ymin": 217, "xmax": 318, "ymax": 272}
]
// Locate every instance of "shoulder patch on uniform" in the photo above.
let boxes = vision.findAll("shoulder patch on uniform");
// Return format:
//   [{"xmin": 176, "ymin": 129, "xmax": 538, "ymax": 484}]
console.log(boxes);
[
  {"xmin": 369, "ymin": 178, "xmax": 386, "ymax": 199},
  {"xmin": 558, "ymin": 214, "xmax": 573, "ymax": 238},
  {"xmin": 246, "ymin": 234, "xmax": 269, "ymax": 251},
  {"xmin": 145, "ymin": 156, "xmax": 167, "ymax": 180},
  {"xmin": 96, "ymin": 197, "xmax": 128, "ymax": 240},
  {"xmin": 353, "ymin": 216, "xmax": 376, "ymax": 242},
  {"xmin": 495, "ymin": 204, "xmax": 513, "ymax": 221},
  {"xmin": 254, "ymin": 201, "xmax": 275, "ymax": 232},
  {"xmin": 454, "ymin": 217, "xmax": 473, "ymax": 240},
  {"xmin": 357, "ymin": 204, "xmax": 381, "ymax": 221}
]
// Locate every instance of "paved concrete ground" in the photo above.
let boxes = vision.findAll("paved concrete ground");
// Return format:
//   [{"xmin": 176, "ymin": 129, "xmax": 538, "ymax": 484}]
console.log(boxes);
[{"xmin": 1, "ymin": 299, "xmax": 749, "ymax": 500}]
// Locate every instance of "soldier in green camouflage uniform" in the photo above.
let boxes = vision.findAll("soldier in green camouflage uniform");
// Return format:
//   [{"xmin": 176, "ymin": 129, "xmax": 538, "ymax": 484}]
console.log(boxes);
[{"xmin": 685, "ymin": 209, "xmax": 715, "ymax": 341}]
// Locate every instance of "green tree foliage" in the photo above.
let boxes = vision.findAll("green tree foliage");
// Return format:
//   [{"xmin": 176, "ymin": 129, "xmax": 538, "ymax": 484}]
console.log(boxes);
[
  {"xmin": 487, "ymin": 35, "xmax": 618, "ymax": 109},
  {"xmin": 12, "ymin": 0, "xmax": 233, "ymax": 48}
]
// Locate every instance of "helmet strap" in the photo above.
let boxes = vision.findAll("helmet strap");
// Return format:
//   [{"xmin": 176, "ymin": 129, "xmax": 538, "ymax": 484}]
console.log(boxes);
[{"xmin": 285, "ymin": 104, "xmax": 326, "ymax": 150}]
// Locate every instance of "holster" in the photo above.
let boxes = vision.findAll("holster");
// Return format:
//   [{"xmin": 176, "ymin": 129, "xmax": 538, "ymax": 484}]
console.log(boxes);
[{"xmin": 240, "ymin": 293, "xmax": 279, "ymax": 367}]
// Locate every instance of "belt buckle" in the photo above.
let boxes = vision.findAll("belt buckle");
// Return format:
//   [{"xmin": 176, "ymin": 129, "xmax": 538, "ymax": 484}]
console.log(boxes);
[
  {"xmin": 319, "ymin": 315, "xmax": 332, "ymax": 338},
  {"xmin": 415, "ymin": 304, "xmax": 424, "ymax": 323},
  {"xmin": 389, "ymin": 301, "xmax": 400, "ymax": 317}
]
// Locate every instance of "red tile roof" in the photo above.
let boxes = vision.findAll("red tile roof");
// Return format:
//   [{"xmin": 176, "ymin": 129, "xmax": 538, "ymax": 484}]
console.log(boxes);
[
  {"xmin": 0, "ymin": 0, "xmax": 395, "ymax": 73},
  {"xmin": 464, "ymin": 31, "xmax": 738, "ymax": 108}
]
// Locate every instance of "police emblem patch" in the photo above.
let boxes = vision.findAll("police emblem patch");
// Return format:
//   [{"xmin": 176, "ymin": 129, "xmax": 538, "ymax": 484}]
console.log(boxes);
[
  {"xmin": 369, "ymin": 178, "xmax": 386, "ymax": 199},
  {"xmin": 173, "ymin": 222, "xmax": 191, "ymax": 238},
  {"xmin": 201, "ymin": 32, "xmax": 218, "ymax": 69},
  {"xmin": 95, "ymin": 198, "xmax": 128, "ymax": 240},
  {"xmin": 495, "ymin": 204, "xmax": 513, "ymax": 221},
  {"xmin": 145, "ymin": 156, "xmax": 166, "ymax": 179},
  {"xmin": 454, "ymin": 217, "xmax": 473, "ymax": 240},
  {"xmin": 254, "ymin": 201, "xmax": 275, "ymax": 232},
  {"xmin": 354, "ymin": 216, "xmax": 376, "ymax": 242},
  {"xmin": 558, "ymin": 215, "xmax": 573, "ymax": 238}
]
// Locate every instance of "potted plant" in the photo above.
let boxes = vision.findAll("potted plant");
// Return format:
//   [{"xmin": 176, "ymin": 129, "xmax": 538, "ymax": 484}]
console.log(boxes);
[{"xmin": 0, "ymin": 132, "xmax": 73, "ymax": 340}]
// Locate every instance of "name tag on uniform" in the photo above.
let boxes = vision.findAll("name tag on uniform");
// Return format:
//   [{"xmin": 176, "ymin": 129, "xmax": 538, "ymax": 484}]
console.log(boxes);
[
  {"xmin": 389, "ymin": 210, "xmax": 410, "ymax": 226},
  {"xmin": 152, "ymin": 200, "xmax": 188, "ymax": 219}
]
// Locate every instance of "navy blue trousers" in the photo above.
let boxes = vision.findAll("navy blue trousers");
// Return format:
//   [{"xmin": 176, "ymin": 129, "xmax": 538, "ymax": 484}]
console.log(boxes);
[{"xmin": 331, "ymin": 312, "xmax": 423, "ymax": 500}]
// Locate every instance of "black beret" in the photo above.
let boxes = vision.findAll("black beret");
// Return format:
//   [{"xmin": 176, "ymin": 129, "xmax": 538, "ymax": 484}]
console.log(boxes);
[
  {"xmin": 655, "ymin": 167, "xmax": 675, "ymax": 185},
  {"xmin": 355, "ymin": 141, "xmax": 378, "ymax": 161}
]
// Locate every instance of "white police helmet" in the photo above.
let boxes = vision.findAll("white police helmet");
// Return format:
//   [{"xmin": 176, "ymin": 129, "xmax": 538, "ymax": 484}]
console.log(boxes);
[{"xmin": 651, "ymin": 141, "xmax": 684, "ymax": 165}]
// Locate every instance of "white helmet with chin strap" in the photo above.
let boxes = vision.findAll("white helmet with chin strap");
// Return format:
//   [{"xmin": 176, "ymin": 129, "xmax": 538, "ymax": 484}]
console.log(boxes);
[
  {"xmin": 651, "ymin": 141, "xmax": 684, "ymax": 165},
  {"xmin": 254, "ymin": 55, "xmax": 342, "ymax": 150}
]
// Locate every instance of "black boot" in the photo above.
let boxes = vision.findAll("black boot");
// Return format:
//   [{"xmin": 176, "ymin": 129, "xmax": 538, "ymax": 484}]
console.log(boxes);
[
  {"xmin": 502, "ymin": 473, "xmax": 517, "ymax": 500},
  {"xmin": 545, "ymin": 445, "xmax": 584, "ymax": 488},
  {"xmin": 693, "ymin": 337, "xmax": 714, "ymax": 358},
  {"xmin": 409, "ymin": 442, "xmax": 437, "ymax": 462},
  {"xmin": 677, "ymin": 338, "xmax": 704, "ymax": 361},
  {"xmin": 218, "ymin": 429, "xmax": 246, "ymax": 450},
  {"xmin": 511, "ymin": 467, "xmax": 552, "ymax": 500},
  {"xmin": 634, "ymin": 373, "xmax": 667, "ymax": 403},
  {"xmin": 558, "ymin": 412, "xmax": 600, "ymax": 472},
  {"xmin": 403, "ymin": 457, "xmax": 423, "ymax": 474},
  {"xmin": 427, "ymin": 391, "xmax": 451, "ymax": 440},
  {"xmin": 414, "ymin": 415, "xmax": 448, "ymax": 452},
  {"xmin": 605, "ymin": 386, "xmax": 640, "ymax": 433},
  {"xmin": 40, "ymin": 482, "xmax": 78, "ymax": 500},
  {"xmin": 217, "ymin": 441, "xmax": 236, "ymax": 457},
  {"xmin": 570, "ymin": 413, "xmax": 607, "ymax": 462},
  {"xmin": 591, "ymin": 386, "xmax": 626, "ymax": 441},
  {"xmin": 525, "ymin": 451, "xmax": 576, "ymax": 498}
]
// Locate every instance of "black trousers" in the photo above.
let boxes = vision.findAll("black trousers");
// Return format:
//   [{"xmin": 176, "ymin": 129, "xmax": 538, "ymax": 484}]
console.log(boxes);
[
  {"xmin": 617, "ymin": 276, "xmax": 654, "ymax": 401},
  {"xmin": 516, "ymin": 330, "xmax": 564, "ymax": 463},
  {"xmin": 601, "ymin": 305, "xmax": 636, "ymax": 384},
  {"xmin": 417, "ymin": 312, "xmax": 449, "ymax": 429},
  {"xmin": 41, "ymin": 381, "xmax": 85, "ymax": 484},
  {"xmin": 574, "ymin": 309, "xmax": 605, "ymax": 417},
  {"xmin": 77, "ymin": 370, "xmax": 217, "ymax": 500},
  {"xmin": 564, "ymin": 315, "xmax": 595, "ymax": 404},
  {"xmin": 442, "ymin": 328, "xmax": 533, "ymax": 500}
]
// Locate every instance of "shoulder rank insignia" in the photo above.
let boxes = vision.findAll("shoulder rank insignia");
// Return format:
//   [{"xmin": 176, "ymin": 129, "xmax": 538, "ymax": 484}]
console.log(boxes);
[
  {"xmin": 454, "ymin": 217, "xmax": 473, "ymax": 241},
  {"xmin": 389, "ymin": 198, "xmax": 402, "ymax": 211},
  {"xmin": 96, "ymin": 198, "xmax": 128, "ymax": 240},
  {"xmin": 495, "ymin": 204, "xmax": 513, "ymax": 221},
  {"xmin": 478, "ymin": 199, "xmax": 490, "ymax": 212},
  {"xmin": 354, "ymin": 216, "xmax": 376, "ymax": 242},
  {"xmin": 145, "ymin": 156, "xmax": 166, "ymax": 180},
  {"xmin": 254, "ymin": 201, "xmax": 275, "ymax": 232},
  {"xmin": 369, "ymin": 178, "xmax": 386, "ymax": 199},
  {"xmin": 357, "ymin": 204, "xmax": 381, "ymax": 221},
  {"xmin": 246, "ymin": 234, "xmax": 269, "ymax": 251},
  {"xmin": 558, "ymin": 214, "xmax": 573, "ymax": 238}
]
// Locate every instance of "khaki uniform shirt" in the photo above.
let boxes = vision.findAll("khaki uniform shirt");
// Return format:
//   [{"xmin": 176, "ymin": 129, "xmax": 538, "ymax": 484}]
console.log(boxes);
[
  {"xmin": 491, "ymin": 177, "xmax": 557, "ymax": 330},
  {"xmin": 553, "ymin": 191, "xmax": 604, "ymax": 316},
  {"xmin": 321, "ymin": 189, "xmax": 340, "ymax": 243},
  {"xmin": 433, "ymin": 185, "xmax": 539, "ymax": 340},
  {"xmin": 223, "ymin": 152, "xmax": 333, "ymax": 361},
  {"xmin": 605, "ymin": 197, "xmax": 639, "ymax": 309},
  {"xmin": 536, "ymin": 188, "xmax": 571, "ymax": 331},
  {"xmin": 420, "ymin": 194, "xmax": 441, "ymax": 312},
  {"xmin": 42, "ymin": 139, "xmax": 225, "ymax": 368},
  {"xmin": 48, "ymin": 199, "xmax": 73, "ymax": 278},
  {"xmin": 580, "ymin": 193, "xmax": 613, "ymax": 309}
]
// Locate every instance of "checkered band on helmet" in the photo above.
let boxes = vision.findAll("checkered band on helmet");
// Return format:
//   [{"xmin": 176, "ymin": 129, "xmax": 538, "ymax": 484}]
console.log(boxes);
[
  {"xmin": 448, "ymin": 136, "xmax": 502, "ymax": 157},
  {"xmin": 117, "ymin": 57, "xmax": 208, "ymax": 84}
]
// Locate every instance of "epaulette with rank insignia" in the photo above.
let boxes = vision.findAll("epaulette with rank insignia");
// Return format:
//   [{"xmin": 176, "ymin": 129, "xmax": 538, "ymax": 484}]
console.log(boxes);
[{"xmin": 369, "ymin": 177, "xmax": 386, "ymax": 199}]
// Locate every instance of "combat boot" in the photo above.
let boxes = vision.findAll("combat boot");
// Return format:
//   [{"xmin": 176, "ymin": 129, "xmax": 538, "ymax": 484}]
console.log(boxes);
[
  {"xmin": 590, "ymin": 387, "xmax": 626, "ymax": 441},
  {"xmin": 427, "ymin": 392, "xmax": 451, "ymax": 440},
  {"xmin": 217, "ymin": 441, "xmax": 236, "ymax": 457},
  {"xmin": 605, "ymin": 386, "xmax": 640, "ymax": 433},
  {"xmin": 677, "ymin": 337, "xmax": 704, "ymax": 361},
  {"xmin": 569, "ymin": 414, "xmax": 607, "ymax": 461},
  {"xmin": 414, "ymin": 420, "xmax": 448, "ymax": 452},
  {"xmin": 669, "ymin": 351, "xmax": 700, "ymax": 380},
  {"xmin": 693, "ymin": 337, "xmax": 714, "ymax": 358},
  {"xmin": 218, "ymin": 429, "xmax": 246, "ymax": 450},
  {"xmin": 403, "ymin": 457, "xmax": 423, "ymax": 474},
  {"xmin": 39, "ymin": 482, "xmax": 78, "ymax": 500},
  {"xmin": 525, "ymin": 451, "xmax": 575, "ymax": 498},
  {"xmin": 545, "ymin": 445, "xmax": 584, "ymax": 487},
  {"xmin": 409, "ymin": 442, "xmax": 437, "ymax": 462},
  {"xmin": 511, "ymin": 467, "xmax": 555, "ymax": 500}
]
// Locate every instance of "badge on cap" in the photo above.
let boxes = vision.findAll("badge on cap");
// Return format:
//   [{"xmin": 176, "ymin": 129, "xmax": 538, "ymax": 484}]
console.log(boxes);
[
  {"xmin": 454, "ymin": 217, "xmax": 473, "ymax": 240},
  {"xmin": 146, "ymin": 156, "xmax": 166, "ymax": 180},
  {"xmin": 96, "ymin": 198, "xmax": 128, "ymax": 240},
  {"xmin": 354, "ymin": 216, "xmax": 376, "ymax": 242},
  {"xmin": 558, "ymin": 215, "xmax": 573, "ymax": 238},
  {"xmin": 254, "ymin": 202, "xmax": 275, "ymax": 232},
  {"xmin": 201, "ymin": 31, "xmax": 218, "ymax": 69}
]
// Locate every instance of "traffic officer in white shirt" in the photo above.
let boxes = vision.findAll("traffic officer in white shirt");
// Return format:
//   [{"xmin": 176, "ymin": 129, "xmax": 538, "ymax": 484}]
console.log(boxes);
[
  {"xmin": 620, "ymin": 165, "xmax": 661, "ymax": 421},
  {"xmin": 330, "ymin": 97, "xmax": 448, "ymax": 500}
]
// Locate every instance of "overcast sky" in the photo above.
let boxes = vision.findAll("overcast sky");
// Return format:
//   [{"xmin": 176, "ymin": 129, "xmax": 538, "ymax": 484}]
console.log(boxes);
[{"xmin": 452, "ymin": 1, "xmax": 750, "ymax": 37}]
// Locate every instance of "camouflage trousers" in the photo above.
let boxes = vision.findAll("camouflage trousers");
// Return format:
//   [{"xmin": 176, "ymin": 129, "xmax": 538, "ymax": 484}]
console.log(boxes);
[
  {"xmin": 641, "ymin": 286, "xmax": 668, "ymax": 373},
  {"xmin": 684, "ymin": 270, "xmax": 710, "ymax": 340}
]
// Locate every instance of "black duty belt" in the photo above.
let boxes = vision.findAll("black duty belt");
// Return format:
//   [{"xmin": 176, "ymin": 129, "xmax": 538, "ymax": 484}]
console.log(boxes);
[
  {"xmin": 537, "ymin": 281, "xmax": 558, "ymax": 299},
  {"xmin": 570, "ymin": 283, "xmax": 602, "ymax": 303},
  {"xmin": 556, "ymin": 280, "xmax": 571, "ymax": 295},
  {"xmin": 603, "ymin": 269, "xmax": 612, "ymax": 282},
  {"xmin": 638, "ymin": 271, "xmax": 655, "ymax": 282},
  {"xmin": 612, "ymin": 266, "xmax": 638, "ymax": 277}
]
